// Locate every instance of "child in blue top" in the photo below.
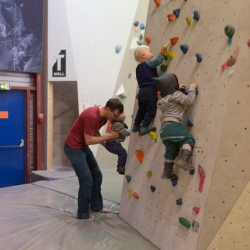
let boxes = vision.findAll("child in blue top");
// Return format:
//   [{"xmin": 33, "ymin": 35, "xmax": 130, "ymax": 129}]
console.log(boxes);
[{"xmin": 132, "ymin": 42, "xmax": 171, "ymax": 135}]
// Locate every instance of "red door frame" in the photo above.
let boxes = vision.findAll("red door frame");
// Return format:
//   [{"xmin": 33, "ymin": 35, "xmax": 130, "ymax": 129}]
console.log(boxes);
[{"xmin": 11, "ymin": 73, "xmax": 42, "ymax": 183}]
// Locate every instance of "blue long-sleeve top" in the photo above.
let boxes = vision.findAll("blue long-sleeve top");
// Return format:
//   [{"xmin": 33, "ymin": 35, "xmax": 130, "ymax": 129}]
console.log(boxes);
[{"xmin": 136, "ymin": 52, "xmax": 165, "ymax": 88}]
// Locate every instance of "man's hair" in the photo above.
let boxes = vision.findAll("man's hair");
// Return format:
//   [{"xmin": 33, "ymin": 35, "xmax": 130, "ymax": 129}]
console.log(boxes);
[
  {"xmin": 105, "ymin": 98, "xmax": 124, "ymax": 113},
  {"xmin": 134, "ymin": 45, "xmax": 149, "ymax": 62}
]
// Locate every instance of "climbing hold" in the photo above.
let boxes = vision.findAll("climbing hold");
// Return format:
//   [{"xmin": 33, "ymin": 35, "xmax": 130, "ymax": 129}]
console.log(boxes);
[
  {"xmin": 140, "ymin": 23, "xmax": 145, "ymax": 30},
  {"xmin": 126, "ymin": 175, "xmax": 132, "ymax": 183},
  {"xmin": 181, "ymin": 86, "xmax": 189, "ymax": 95},
  {"xmin": 149, "ymin": 131, "xmax": 158, "ymax": 142},
  {"xmin": 115, "ymin": 45, "xmax": 122, "ymax": 53},
  {"xmin": 179, "ymin": 217, "xmax": 191, "ymax": 229},
  {"xmin": 165, "ymin": 50, "xmax": 175, "ymax": 59},
  {"xmin": 160, "ymin": 65, "xmax": 167, "ymax": 72},
  {"xmin": 195, "ymin": 88, "xmax": 199, "ymax": 95},
  {"xmin": 247, "ymin": 39, "xmax": 250, "ymax": 47},
  {"xmin": 195, "ymin": 53, "xmax": 203, "ymax": 63},
  {"xmin": 133, "ymin": 20, "xmax": 139, "ymax": 27},
  {"xmin": 224, "ymin": 25, "xmax": 235, "ymax": 38},
  {"xmin": 133, "ymin": 192, "xmax": 139, "ymax": 199},
  {"xmin": 128, "ymin": 73, "xmax": 132, "ymax": 78},
  {"xmin": 227, "ymin": 43, "xmax": 241, "ymax": 67},
  {"xmin": 140, "ymin": 34, "xmax": 143, "ymax": 41},
  {"xmin": 135, "ymin": 150, "xmax": 144, "ymax": 163},
  {"xmin": 189, "ymin": 169, "xmax": 195, "ymax": 175},
  {"xmin": 154, "ymin": 0, "xmax": 161, "ymax": 8},
  {"xmin": 221, "ymin": 62, "xmax": 228, "ymax": 70},
  {"xmin": 173, "ymin": 9, "xmax": 180, "ymax": 18},
  {"xmin": 129, "ymin": 189, "xmax": 134, "ymax": 196},
  {"xmin": 137, "ymin": 41, "xmax": 142, "ymax": 46},
  {"xmin": 184, "ymin": 104, "xmax": 188, "ymax": 111},
  {"xmin": 193, "ymin": 10, "xmax": 200, "ymax": 21},
  {"xmin": 176, "ymin": 198, "xmax": 183, "ymax": 205},
  {"xmin": 145, "ymin": 37, "xmax": 152, "ymax": 44},
  {"xmin": 171, "ymin": 177, "xmax": 178, "ymax": 186},
  {"xmin": 170, "ymin": 36, "xmax": 179, "ymax": 45},
  {"xmin": 187, "ymin": 117, "xmax": 194, "ymax": 127},
  {"xmin": 150, "ymin": 185, "xmax": 156, "ymax": 193},
  {"xmin": 180, "ymin": 44, "xmax": 189, "ymax": 54},
  {"xmin": 198, "ymin": 164, "xmax": 206, "ymax": 193},
  {"xmin": 193, "ymin": 207, "xmax": 200, "ymax": 215},
  {"xmin": 186, "ymin": 16, "xmax": 192, "ymax": 26},
  {"xmin": 167, "ymin": 14, "xmax": 175, "ymax": 22},
  {"xmin": 224, "ymin": 25, "xmax": 235, "ymax": 45},
  {"xmin": 147, "ymin": 171, "xmax": 152, "ymax": 177}
]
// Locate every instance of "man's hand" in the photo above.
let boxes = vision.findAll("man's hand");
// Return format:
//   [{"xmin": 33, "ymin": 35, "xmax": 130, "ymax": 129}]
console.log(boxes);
[{"xmin": 108, "ymin": 130, "xmax": 120, "ymax": 140}]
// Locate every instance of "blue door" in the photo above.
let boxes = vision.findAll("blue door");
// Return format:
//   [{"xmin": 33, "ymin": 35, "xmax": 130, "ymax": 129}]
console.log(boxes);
[{"xmin": 0, "ymin": 90, "xmax": 26, "ymax": 188}]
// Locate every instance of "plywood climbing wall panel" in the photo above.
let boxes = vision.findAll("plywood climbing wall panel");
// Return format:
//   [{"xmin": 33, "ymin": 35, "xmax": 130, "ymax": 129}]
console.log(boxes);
[{"xmin": 120, "ymin": 1, "xmax": 250, "ymax": 249}]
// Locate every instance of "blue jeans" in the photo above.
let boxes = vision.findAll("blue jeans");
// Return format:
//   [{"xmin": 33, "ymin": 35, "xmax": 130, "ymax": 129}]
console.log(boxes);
[{"xmin": 64, "ymin": 142, "xmax": 103, "ymax": 219}]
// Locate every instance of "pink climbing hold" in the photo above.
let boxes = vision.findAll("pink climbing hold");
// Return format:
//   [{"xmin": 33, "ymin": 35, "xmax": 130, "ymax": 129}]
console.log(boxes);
[
  {"xmin": 247, "ymin": 39, "xmax": 250, "ymax": 47},
  {"xmin": 198, "ymin": 164, "xmax": 206, "ymax": 193},
  {"xmin": 221, "ymin": 62, "xmax": 228, "ymax": 70},
  {"xmin": 193, "ymin": 207, "xmax": 200, "ymax": 215}
]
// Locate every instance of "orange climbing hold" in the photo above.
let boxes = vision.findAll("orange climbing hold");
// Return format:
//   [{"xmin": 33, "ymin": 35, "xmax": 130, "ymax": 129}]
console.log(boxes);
[
  {"xmin": 133, "ymin": 192, "xmax": 140, "ymax": 199},
  {"xmin": 170, "ymin": 37, "xmax": 179, "ymax": 45},
  {"xmin": 167, "ymin": 14, "xmax": 175, "ymax": 22},
  {"xmin": 135, "ymin": 150, "xmax": 144, "ymax": 163},
  {"xmin": 154, "ymin": 0, "xmax": 161, "ymax": 8},
  {"xmin": 145, "ymin": 37, "xmax": 152, "ymax": 44}
]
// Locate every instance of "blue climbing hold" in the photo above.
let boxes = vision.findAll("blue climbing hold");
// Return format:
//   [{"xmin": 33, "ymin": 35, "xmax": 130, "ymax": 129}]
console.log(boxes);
[
  {"xmin": 173, "ymin": 8, "xmax": 180, "ymax": 18},
  {"xmin": 187, "ymin": 117, "xmax": 194, "ymax": 127},
  {"xmin": 193, "ymin": 10, "xmax": 200, "ymax": 21},
  {"xmin": 176, "ymin": 198, "xmax": 183, "ymax": 205},
  {"xmin": 115, "ymin": 45, "xmax": 122, "ymax": 53},
  {"xmin": 180, "ymin": 44, "xmax": 189, "ymax": 54},
  {"xmin": 195, "ymin": 53, "xmax": 203, "ymax": 63},
  {"xmin": 171, "ymin": 177, "xmax": 178, "ymax": 186},
  {"xmin": 133, "ymin": 20, "xmax": 139, "ymax": 27},
  {"xmin": 140, "ymin": 22, "xmax": 145, "ymax": 30},
  {"xmin": 189, "ymin": 169, "xmax": 195, "ymax": 175}
]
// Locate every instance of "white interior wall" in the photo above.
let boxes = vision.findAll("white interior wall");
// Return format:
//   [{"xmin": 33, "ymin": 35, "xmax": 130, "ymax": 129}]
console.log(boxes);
[{"xmin": 48, "ymin": 0, "xmax": 143, "ymax": 156}]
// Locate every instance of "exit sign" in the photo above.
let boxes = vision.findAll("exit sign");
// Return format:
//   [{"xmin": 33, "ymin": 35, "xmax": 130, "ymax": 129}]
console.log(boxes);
[{"xmin": 0, "ymin": 83, "xmax": 11, "ymax": 90}]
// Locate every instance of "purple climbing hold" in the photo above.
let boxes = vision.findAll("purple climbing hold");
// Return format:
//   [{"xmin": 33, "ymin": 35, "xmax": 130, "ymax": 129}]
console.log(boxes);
[
  {"xmin": 128, "ymin": 73, "xmax": 132, "ymax": 78},
  {"xmin": 133, "ymin": 20, "xmax": 139, "ymax": 27}
]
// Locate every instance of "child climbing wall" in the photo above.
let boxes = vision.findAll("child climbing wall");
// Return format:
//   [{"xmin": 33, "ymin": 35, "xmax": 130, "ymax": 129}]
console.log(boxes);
[{"xmin": 120, "ymin": 0, "xmax": 250, "ymax": 250}]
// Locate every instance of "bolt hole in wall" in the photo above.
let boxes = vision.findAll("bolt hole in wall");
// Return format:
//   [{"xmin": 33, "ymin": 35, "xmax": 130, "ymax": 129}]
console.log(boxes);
[{"xmin": 53, "ymin": 82, "xmax": 78, "ymax": 167}]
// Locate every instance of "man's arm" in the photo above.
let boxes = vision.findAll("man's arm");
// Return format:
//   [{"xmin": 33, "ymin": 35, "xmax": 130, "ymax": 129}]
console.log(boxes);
[{"xmin": 84, "ymin": 130, "xmax": 119, "ymax": 146}]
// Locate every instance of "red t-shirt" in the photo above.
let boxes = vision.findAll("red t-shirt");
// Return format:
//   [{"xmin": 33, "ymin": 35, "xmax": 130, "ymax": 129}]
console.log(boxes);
[{"xmin": 66, "ymin": 106, "xmax": 107, "ymax": 149}]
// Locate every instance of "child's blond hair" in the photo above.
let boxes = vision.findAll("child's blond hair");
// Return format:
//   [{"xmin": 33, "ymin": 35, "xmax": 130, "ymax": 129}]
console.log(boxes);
[{"xmin": 134, "ymin": 45, "xmax": 150, "ymax": 63}]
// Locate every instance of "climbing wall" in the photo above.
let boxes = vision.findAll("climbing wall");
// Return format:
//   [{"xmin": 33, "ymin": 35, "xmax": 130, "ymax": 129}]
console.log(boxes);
[{"xmin": 119, "ymin": 1, "xmax": 250, "ymax": 249}]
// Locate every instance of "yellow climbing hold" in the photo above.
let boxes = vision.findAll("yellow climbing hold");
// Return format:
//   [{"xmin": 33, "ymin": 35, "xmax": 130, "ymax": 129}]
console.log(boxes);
[
  {"xmin": 147, "ymin": 171, "xmax": 152, "ymax": 177},
  {"xmin": 149, "ymin": 131, "xmax": 158, "ymax": 142},
  {"xmin": 184, "ymin": 104, "xmax": 188, "ymax": 111},
  {"xmin": 186, "ymin": 16, "xmax": 192, "ymax": 26},
  {"xmin": 129, "ymin": 189, "xmax": 134, "ymax": 196},
  {"xmin": 164, "ymin": 50, "xmax": 175, "ymax": 60}
]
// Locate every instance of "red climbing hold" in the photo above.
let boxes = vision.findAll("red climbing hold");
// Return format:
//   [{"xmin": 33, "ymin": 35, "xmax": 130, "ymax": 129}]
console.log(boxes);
[
  {"xmin": 167, "ymin": 14, "xmax": 175, "ymax": 22},
  {"xmin": 170, "ymin": 37, "xmax": 179, "ymax": 45}
]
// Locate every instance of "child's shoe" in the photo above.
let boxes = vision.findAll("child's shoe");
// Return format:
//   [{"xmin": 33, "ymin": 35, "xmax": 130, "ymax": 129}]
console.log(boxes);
[
  {"xmin": 117, "ymin": 166, "xmax": 125, "ymax": 175},
  {"xmin": 132, "ymin": 125, "xmax": 140, "ymax": 133},
  {"xmin": 139, "ymin": 126, "xmax": 156, "ymax": 136},
  {"xmin": 161, "ymin": 162, "xmax": 177, "ymax": 179},
  {"xmin": 175, "ymin": 149, "xmax": 194, "ymax": 170}
]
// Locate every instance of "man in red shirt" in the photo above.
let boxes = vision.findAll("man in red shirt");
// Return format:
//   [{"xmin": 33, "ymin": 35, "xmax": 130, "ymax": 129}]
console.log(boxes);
[{"xmin": 64, "ymin": 98, "xmax": 123, "ymax": 219}]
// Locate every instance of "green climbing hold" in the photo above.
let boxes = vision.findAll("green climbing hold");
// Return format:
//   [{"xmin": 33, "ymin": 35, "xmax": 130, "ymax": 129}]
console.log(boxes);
[
  {"xmin": 224, "ymin": 25, "xmax": 235, "ymax": 38},
  {"xmin": 179, "ymin": 217, "xmax": 191, "ymax": 229},
  {"xmin": 195, "ymin": 88, "xmax": 199, "ymax": 95},
  {"xmin": 160, "ymin": 65, "xmax": 167, "ymax": 72},
  {"xmin": 150, "ymin": 185, "xmax": 156, "ymax": 192},
  {"xmin": 126, "ymin": 175, "xmax": 132, "ymax": 183}
]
